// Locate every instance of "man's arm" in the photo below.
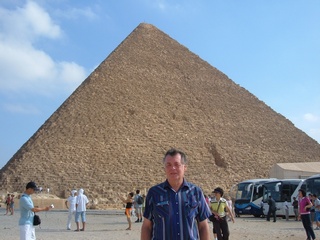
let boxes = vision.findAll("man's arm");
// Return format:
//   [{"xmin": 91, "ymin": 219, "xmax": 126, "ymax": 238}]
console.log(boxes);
[
  {"xmin": 198, "ymin": 219, "xmax": 210, "ymax": 240},
  {"xmin": 141, "ymin": 218, "xmax": 153, "ymax": 240},
  {"xmin": 32, "ymin": 206, "xmax": 50, "ymax": 212}
]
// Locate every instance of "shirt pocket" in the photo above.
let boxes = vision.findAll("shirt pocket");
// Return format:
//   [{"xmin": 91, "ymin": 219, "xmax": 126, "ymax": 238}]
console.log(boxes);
[
  {"xmin": 185, "ymin": 196, "xmax": 199, "ymax": 218},
  {"xmin": 154, "ymin": 199, "xmax": 170, "ymax": 219}
]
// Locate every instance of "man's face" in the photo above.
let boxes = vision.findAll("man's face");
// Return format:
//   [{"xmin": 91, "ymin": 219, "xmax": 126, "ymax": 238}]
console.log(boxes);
[
  {"xmin": 164, "ymin": 153, "xmax": 186, "ymax": 183},
  {"xmin": 26, "ymin": 188, "xmax": 35, "ymax": 195}
]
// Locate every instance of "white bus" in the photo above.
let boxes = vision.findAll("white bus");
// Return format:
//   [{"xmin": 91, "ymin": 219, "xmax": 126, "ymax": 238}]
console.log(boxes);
[
  {"xmin": 234, "ymin": 178, "xmax": 277, "ymax": 217},
  {"xmin": 262, "ymin": 179, "xmax": 304, "ymax": 217}
]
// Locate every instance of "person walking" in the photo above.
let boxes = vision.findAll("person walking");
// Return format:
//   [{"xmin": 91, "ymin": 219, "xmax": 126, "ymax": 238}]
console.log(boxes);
[
  {"xmin": 210, "ymin": 187, "xmax": 235, "ymax": 240},
  {"xmin": 141, "ymin": 148, "xmax": 211, "ymax": 240},
  {"xmin": 119, "ymin": 192, "xmax": 134, "ymax": 230},
  {"xmin": 134, "ymin": 189, "xmax": 143, "ymax": 222},
  {"xmin": 75, "ymin": 188, "xmax": 89, "ymax": 232},
  {"xmin": 65, "ymin": 189, "xmax": 77, "ymax": 230},
  {"xmin": 267, "ymin": 196, "xmax": 276, "ymax": 222},
  {"xmin": 298, "ymin": 188, "xmax": 316, "ymax": 240},
  {"xmin": 19, "ymin": 181, "xmax": 51, "ymax": 240},
  {"xmin": 312, "ymin": 194, "xmax": 320, "ymax": 230}
]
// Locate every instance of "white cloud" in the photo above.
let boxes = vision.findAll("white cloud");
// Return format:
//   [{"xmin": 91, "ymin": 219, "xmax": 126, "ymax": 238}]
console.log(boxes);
[
  {"xmin": 141, "ymin": 0, "xmax": 183, "ymax": 13},
  {"xmin": 23, "ymin": 1, "xmax": 61, "ymax": 39},
  {"xmin": 0, "ymin": 1, "xmax": 61, "ymax": 42},
  {"xmin": 0, "ymin": 1, "xmax": 87, "ymax": 96},
  {"xmin": 55, "ymin": 5, "xmax": 98, "ymax": 21},
  {"xmin": 303, "ymin": 113, "xmax": 319, "ymax": 122},
  {"xmin": 3, "ymin": 103, "xmax": 40, "ymax": 115}
]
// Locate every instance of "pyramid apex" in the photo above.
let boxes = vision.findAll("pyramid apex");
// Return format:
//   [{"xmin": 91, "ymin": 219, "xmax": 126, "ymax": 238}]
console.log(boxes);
[{"xmin": 137, "ymin": 22, "xmax": 156, "ymax": 29}]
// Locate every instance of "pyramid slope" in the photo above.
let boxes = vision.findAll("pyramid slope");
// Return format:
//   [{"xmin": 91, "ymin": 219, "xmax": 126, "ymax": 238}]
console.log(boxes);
[{"xmin": 1, "ymin": 23, "xmax": 319, "ymax": 206}]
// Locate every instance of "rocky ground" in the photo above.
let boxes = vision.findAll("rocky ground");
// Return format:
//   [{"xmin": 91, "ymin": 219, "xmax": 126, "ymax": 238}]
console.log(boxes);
[{"xmin": 0, "ymin": 206, "xmax": 317, "ymax": 240}]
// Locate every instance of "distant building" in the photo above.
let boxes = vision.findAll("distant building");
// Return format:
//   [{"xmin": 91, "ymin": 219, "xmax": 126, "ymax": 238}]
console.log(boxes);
[{"xmin": 269, "ymin": 162, "xmax": 320, "ymax": 179}]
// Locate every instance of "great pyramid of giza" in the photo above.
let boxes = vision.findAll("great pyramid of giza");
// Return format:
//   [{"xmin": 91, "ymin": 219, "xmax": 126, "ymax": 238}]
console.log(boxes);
[{"xmin": 1, "ymin": 23, "xmax": 319, "ymax": 207}]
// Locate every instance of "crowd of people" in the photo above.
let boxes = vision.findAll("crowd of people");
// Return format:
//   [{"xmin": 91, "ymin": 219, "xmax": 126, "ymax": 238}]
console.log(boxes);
[{"xmin": 264, "ymin": 190, "xmax": 319, "ymax": 240}]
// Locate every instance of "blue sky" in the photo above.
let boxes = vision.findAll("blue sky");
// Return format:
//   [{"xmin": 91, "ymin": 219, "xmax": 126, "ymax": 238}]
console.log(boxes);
[{"xmin": 0, "ymin": 0, "xmax": 319, "ymax": 169}]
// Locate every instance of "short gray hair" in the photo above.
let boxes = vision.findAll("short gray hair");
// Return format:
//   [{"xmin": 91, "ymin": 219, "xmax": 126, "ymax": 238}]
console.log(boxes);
[{"xmin": 162, "ymin": 148, "xmax": 187, "ymax": 164}]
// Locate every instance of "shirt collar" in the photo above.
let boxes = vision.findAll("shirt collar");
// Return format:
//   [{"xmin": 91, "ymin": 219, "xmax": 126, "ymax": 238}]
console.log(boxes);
[{"xmin": 164, "ymin": 178, "xmax": 190, "ymax": 190}]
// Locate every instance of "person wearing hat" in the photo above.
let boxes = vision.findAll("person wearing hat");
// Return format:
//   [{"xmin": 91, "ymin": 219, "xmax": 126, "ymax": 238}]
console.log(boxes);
[
  {"xmin": 19, "ymin": 181, "xmax": 52, "ymax": 240},
  {"xmin": 210, "ymin": 187, "xmax": 234, "ymax": 240},
  {"xmin": 75, "ymin": 188, "xmax": 89, "ymax": 231},
  {"xmin": 65, "ymin": 189, "xmax": 78, "ymax": 230}
]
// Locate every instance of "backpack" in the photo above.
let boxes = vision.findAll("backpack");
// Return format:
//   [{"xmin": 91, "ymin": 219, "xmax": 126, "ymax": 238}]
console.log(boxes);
[{"xmin": 137, "ymin": 195, "xmax": 144, "ymax": 205}]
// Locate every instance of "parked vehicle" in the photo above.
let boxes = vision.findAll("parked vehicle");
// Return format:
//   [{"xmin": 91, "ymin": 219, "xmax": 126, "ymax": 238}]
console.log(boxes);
[
  {"xmin": 234, "ymin": 178, "xmax": 277, "ymax": 217},
  {"xmin": 303, "ymin": 174, "xmax": 320, "ymax": 197},
  {"xmin": 262, "ymin": 179, "xmax": 304, "ymax": 217}
]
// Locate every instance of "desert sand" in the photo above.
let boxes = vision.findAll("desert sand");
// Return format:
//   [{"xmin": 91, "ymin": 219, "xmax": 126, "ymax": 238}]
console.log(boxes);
[{"xmin": 0, "ymin": 206, "xmax": 317, "ymax": 240}]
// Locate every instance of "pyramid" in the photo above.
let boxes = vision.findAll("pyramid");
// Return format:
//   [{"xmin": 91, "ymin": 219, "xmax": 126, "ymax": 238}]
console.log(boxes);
[{"xmin": 1, "ymin": 23, "xmax": 320, "ymax": 207}]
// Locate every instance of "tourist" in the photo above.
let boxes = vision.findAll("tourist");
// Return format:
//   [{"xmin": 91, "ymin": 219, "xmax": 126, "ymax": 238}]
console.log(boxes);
[
  {"xmin": 119, "ymin": 192, "xmax": 134, "ymax": 230},
  {"xmin": 141, "ymin": 148, "xmax": 211, "ymax": 239},
  {"xmin": 133, "ymin": 189, "xmax": 143, "ymax": 222},
  {"xmin": 298, "ymin": 188, "xmax": 315, "ymax": 240},
  {"xmin": 65, "ymin": 189, "xmax": 77, "ymax": 230},
  {"xmin": 312, "ymin": 194, "xmax": 320, "ymax": 230},
  {"xmin": 10, "ymin": 194, "xmax": 15, "ymax": 215},
  {"xmin": 292, "ymin": 197, "xmax": 299, "ymax": 221},
  {"xmin": 5, "ymin": 193, "xmax": 11, "ymax": 215},
  {"xmin": 284, "ymin": 198, "xmax": 289, "ymax": 221},
  {"xmin": 210, "ymin": 187, "xmax": 235, "ymax": 240},
  {"xmin": 19, "ymin": 181, "xmax": 51, "ymax": 240},
  {"xmin": 75, "ymin": 188, "xmax": 89, "ymax": 231},
  {"xmin": 309, "ymin": 193, "xmax": 316, "ymax": 227},
  {"xmin": 225, "ymin": 196, "xmax": 234, "ymax": 221}
]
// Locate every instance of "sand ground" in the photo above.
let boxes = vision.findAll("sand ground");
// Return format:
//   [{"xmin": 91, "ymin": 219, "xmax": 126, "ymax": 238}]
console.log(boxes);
[{"xmin": 0, "ymin": 207, "xmax": 318, "ymax": 240}]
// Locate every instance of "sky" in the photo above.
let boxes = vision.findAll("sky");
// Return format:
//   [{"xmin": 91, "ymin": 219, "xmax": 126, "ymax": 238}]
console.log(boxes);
[{"xmin": 0, "ymin": 0, "xmax": 319, "ymax": 169}]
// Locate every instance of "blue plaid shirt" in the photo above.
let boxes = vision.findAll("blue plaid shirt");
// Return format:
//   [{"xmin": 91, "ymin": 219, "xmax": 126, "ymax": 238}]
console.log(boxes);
[{"xmin": 143, "ymin": 179, "xmax": 211, "ymax": 240}]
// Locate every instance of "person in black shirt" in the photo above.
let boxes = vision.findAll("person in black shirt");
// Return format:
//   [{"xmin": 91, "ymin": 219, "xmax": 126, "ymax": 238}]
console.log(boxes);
[{"xmin": 119, "ymin": 192, "xmax": 134, "ymax": 230}]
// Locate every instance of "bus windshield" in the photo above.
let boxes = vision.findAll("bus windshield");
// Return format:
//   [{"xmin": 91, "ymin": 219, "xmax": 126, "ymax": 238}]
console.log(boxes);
[
  {"xmin": 263, "ymin": 180, "xmax": 301, "ymax": 202},
  {"xmin": 236, "ymin": 182, "xmax": 253, "ymax": 200},
  {"xmin": 236, "ymin": 182, "xmax": 263, "ymax": 201},
  {"xmin": 305, "ymin": 175, "xmax": 320, "ymax": 197}
]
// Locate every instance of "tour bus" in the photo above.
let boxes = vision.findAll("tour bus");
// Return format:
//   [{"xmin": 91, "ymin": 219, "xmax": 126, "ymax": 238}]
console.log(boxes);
[
  {"xmin": 234, "ymin": 178, "xmax": 277, "ymax": 217},
  {"xmin": 303, "ymin": 174, "xmax": 320, "ymax": 197},
  {"xmin": 262, "ymin": 179, "xmax": 304, "ymax": 217}
]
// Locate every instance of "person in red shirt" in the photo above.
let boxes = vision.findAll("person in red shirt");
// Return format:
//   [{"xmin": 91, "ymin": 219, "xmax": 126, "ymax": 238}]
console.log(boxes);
[{"xmin": 298, "ymin": 189, "xmax": 316, "ymax": 240}]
